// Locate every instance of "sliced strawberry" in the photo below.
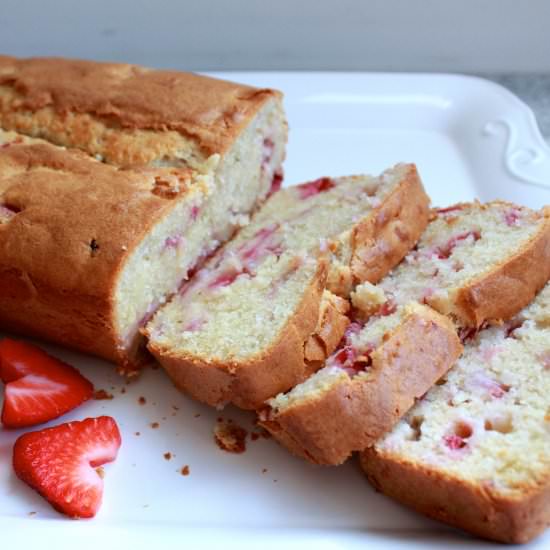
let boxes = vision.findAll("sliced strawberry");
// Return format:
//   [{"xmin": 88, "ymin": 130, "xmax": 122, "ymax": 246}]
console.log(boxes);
[
  {"xmin": 0, "ymin": 338, "xmax": 94, "ymax": 428},
  {"xmin": 13, "ymin": 416, "xmax": 121, "ymax": 518}
]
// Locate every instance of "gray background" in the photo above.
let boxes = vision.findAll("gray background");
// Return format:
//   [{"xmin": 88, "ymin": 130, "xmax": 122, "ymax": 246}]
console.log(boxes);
[{"xmin": 1, "ymin": 0, "xmax": 549, "ymax": 140}]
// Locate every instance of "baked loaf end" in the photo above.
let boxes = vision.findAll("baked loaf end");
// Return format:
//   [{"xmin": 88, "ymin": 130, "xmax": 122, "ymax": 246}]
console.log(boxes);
[
  {"xmin": 0, "ymin": 131, "xmax": 212, "ymax": 370},
  {"xmin": 146, "ymin": 164, "xmax": 430, "ymax": 409},
  {"xmin": 362, "ymin": 282, "xmax": 550, "ymax": 544},
  {"xmin": 261, "ymin": 201, "xmax": 550, "ymax": 465}
]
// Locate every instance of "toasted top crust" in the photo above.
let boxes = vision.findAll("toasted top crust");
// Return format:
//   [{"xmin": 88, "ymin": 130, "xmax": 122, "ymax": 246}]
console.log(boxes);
[
  {"xmin": 0, "ymin": 56, "xmax": 282, "ymax": 165},
  {"xmin": 0, "ymin": 139, "xmax": 205, "ymax": 298}
]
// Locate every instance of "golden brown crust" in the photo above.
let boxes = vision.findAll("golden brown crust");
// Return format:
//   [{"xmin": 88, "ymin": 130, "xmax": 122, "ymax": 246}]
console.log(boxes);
[
  {"xmin": 361, "ymin": 448, "xmax": 550, "ymax": 543},
  {"xmin": 327, "ymin": 164, "xmax": 430, "ymax": 296},
  {"xmin": 0, "ymin": 55, "xmax": 282, "ymax": 164},
  {"xmin": 0, "ymin": 140, "xmax": 195, "ymax": 367},
  {"xmin": 261, "ymin": 307, "xmax": 463, "ymax": 465},
  {"xmin": 148, "ymin": 257, "xmax": 332, "ymax": 410},
  {"xmin": 304, "ymin": 290, "xmax": 350, "ymax": 363},
  {"xmin": 453, "ymin": 209, "xmax": 550, "ymax": 327}
]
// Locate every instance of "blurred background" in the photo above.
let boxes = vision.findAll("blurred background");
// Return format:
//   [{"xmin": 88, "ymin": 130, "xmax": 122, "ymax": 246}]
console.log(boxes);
[{"xmin": 1, "ymin": 0, "xmax": 549, "ymax": 139}]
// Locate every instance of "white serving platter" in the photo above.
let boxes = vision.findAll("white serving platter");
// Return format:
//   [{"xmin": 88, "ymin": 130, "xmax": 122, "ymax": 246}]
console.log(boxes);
[{"xmin": 1, "ymin": 72, "xmax": 550, "ymax": 549}]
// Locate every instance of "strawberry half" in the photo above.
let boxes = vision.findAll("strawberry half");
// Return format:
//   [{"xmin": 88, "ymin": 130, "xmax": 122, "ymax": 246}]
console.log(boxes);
[
  {"xmin": 0, "ymin": 338, "xmax": 94, "ymax": 428},
  {"xmin": 13, "ymin": 416, "xmax": 122, "ymax": 518}
]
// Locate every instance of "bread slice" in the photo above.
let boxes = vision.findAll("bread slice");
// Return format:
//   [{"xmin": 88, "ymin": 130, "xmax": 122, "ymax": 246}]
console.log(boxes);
[
  {"xmin": 361, "ymin": 282, "xmax": 550, "ymax": 544},
  {"xmin": 378, "ymin": 202, "xmax": 550, "ymax": 328},
  {"xmin": 0, "ymin": 131, "xmax": 203, "ymax": 368},
  {"xmin": 145, "ymin": 164, "xmax": 430, "ymax": 409},
  {"xmin": 261, "ymin": 201, "xmax": 550, "ymax": 465},
  {"xmin": 261, "ymin": 303, "xmax": 462, "ymax": 463},
  {"xmin": 0, "ymin": 57, "xmax": 287, "ymax": 372}
]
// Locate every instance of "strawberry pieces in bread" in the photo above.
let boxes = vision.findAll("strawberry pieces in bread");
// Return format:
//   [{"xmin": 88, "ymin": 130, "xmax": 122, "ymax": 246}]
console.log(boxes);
[
  {"xmin": 361, "ymin": 282, "xmax": 550, "ymax": 543},
  {"xmin": 145, "ymin": 164, "xmax": 430, "ymax": 410},
  {"xmin": 13, "ymin": 416, "xmax": 121, "ymax": 518},
  {"xmin": 0, "ymin": 338, "xmax": 94, "ymax": 428},
  {"xmin": 261, "ymin": 201, "xmax": 550, "ymax": 465}
]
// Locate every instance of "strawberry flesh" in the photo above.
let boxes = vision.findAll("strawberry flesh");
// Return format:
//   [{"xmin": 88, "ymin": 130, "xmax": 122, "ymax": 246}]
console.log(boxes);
[
  {"xmin": 13, "ymin": 416, "xmax": 121, "ymax": 518},
  {"xmin": 504, "ymin": 208, "xmax": 521, "ymax": 227},
  {"xmin": 0, "ymin": 338, "xmax": 94, "ymax": 428},
  {"xmin": 238, "ymin": 224, "xmax": 281, "ymax": 262},
  {"xmin": 435, "ymin": 230, "xmax": 481, "ymax": 260},
  {"xmin": 268, "ymin": 172, "xmax": 283, "ymax": 197},
  {"xmin": 297, "ymin": 177, "xmax": 335, "ymax": 199},
  {"xmin": 378, "ymin": 299, "xmax": 397, "ymax": 317},
  {"xmin": 443, "ymin": 434, "xmax": 467, "ymax": 450},
  {"xmin": 208, "ymin": 268, "xmax": 248, "ymax": 289},
  {"xmin": 436, "ymin": 204, "xmax": 465, "ymax": 216},
  {"xmin": 190, "ymin": 205, "xmax": 200, "ymax": 221}
]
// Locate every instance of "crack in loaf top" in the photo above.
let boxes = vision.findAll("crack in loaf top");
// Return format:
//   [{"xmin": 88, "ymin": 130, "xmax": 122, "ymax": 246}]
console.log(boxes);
[
  {"xmin": 0, "ymin": 138, "xmax": 202, "ymax": 296},
  {"xmin": 0, "ymin": 56, "xmax": 282, "ymax": 161}
]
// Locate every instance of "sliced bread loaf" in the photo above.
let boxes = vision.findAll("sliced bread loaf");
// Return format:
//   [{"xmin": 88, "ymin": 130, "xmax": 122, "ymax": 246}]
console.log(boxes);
[
  {"xmin": 261, "ymin": 201, "xmax": 550, "ymax": 465},
  {"xmin": 145, "ymin": 164, "xmax": 430, "ymax": 409},
  {"xmin": 0, "ymin": 57, "xmax": 287, "ymax": 372},
  {"xmin": 361, "ymin": 282, "xmax": 550, "ymax": 544}
]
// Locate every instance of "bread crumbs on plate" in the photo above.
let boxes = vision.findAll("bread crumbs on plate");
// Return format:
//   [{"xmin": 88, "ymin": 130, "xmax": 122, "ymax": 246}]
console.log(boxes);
[
  {"xmin": 164, "ymin": 452, "xmax": 172, "ymax": 461},
  {"xmin": 181, "ymin": 465, "xmax": 190, "ymax": 476},
  {"xmin": 138, "ymin": 396, "xmax": 146, "ymax": 405},
  {"xmin": 93, "ymin": 389, "xmax": 114, "ymax": 400},
  {"xmin": 214, "ymin": 418, "xmax": 248, "ymax": 453},
  {"xmin": 150, "ymin": 422, "xmax": 160, "ymax": 429}
]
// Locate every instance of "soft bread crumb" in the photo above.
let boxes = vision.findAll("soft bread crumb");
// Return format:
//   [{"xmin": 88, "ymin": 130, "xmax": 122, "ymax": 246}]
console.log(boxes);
[
  {"xmin": 93, "ymin": 389, "xmax": 114, "ymax": 400},
  {"xmin": 351, "ymin": 281, "xmax": 387, "ymax": 318},
  {"xmin": 214, "ymin": 419, "xmax": 248, "ymax": 453}
]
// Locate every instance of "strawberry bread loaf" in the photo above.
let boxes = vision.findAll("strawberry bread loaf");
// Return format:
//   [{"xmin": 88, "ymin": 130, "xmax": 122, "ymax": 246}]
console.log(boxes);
[
  {"xmin": 145, "ymin": 164, "xmax": 430, "ymax": 409},
  {"xmin": 362, "ymin": 281, "xmax": 550, "ymax": 543},
  {"xmin": 261, "ymin": 201, "xmax": 550, "ymax": 464},
  {"xmin": 0, "ymin": 131, "xmax": 213, "ymax": 370},
  {"xmin": 0, "ymin": 57, "xmax": 287, "ymax": 371}
]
